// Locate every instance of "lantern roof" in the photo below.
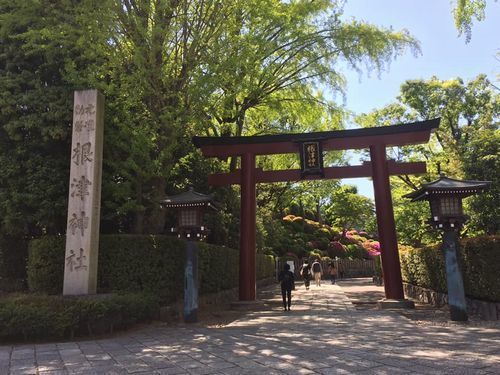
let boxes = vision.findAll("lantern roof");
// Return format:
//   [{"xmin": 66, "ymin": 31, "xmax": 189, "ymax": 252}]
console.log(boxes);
[
  {"xmin": 161, "ymin": 187, "xmax": 218, "ymax": 209},
  {"xmin": 404, "ymin": 174, "xmax": 491, "ymax": 202}
]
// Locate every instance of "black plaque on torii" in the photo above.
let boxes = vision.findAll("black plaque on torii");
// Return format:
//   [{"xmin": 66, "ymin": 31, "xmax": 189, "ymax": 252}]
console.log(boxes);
[{"xmin": 299, "ymin": 140, "xmax": 324, "ymax": 178}]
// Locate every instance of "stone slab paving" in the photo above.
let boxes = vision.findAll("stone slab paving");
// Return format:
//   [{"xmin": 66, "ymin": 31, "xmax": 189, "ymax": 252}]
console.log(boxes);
[{"xmin": 1, "ymin": 281, "xmax": 499, "ymax": 374}]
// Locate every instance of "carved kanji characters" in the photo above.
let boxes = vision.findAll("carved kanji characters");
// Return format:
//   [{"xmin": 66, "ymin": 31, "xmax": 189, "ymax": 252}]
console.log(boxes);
[
  {"xmin": 71, "ymin": 176, "xmax": 92, "ymax": 201},
  {"xmin": 74, "ymin": 104, "xmax": 85, "ymax": 116},
  {"xmin": 66, "ymin": 249, "xmax": 76, "ymax": 272},
  {"xmin": 75, "ymin": 248, "xmax": 88, "ymax": 271},
  {"xmin": 84, "ymin": 103, "xmax": 95, "ymax": 115},
  {"xmin": 84, "ymin": 119, "xmax": 95, "ymax": 131},
  {"xmin": 307, "ymin": 144, "xmax": 317, "ymax": 167},
  {"xmin": 72, "ymin": 142, "xmax": 93, "ymax": 166},
  {"xmin": 65, "ymin": 248, "xmax": 87, "ymax": 272},
  {"xmin": 68, "ymin": 211, "xmax": 89, "ymax": 236},
  {"xmin": 74, "ymin": 120, "xmax": 84, "ymax": 132}
]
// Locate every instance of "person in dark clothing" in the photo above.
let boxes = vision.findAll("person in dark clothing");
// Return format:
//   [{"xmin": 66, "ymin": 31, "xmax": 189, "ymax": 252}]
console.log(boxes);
[
  {"xmin": 300, "ymin": 259, "xmax": 312, "ymax": 290},
  {"xmin": 278, "ymin": 263, "xmax": 295, "ymax": 311},
  {"xmin": 338, "ymin": 262, "xmax": 345, "ymax": 280}
]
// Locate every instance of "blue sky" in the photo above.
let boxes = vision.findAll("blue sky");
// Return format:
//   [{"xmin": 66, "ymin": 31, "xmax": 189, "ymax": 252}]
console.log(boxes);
[{"xmin": 337, "ymin": 0, "xmax": 499, "ymax": 198}]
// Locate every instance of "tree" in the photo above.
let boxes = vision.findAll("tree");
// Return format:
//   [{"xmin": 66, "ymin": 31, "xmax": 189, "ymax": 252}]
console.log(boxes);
[
  {"xmin": 0, "ymin": 0, "xmax": 109, "ymax": 237},
  {"xmin": 452, "ymin": 0, "xmax": 488, "ymax": 43},
  {"xmin": 461, "ymin": 128, "xmax": 500, "ymax": 234},
  {"xmin": 391, "ymin": 182, "xmax": 440, "ymax": 247},
  {"xmin": 96, "ymin": 0, "xmax": 418, "ymax": 230},
  {"xmin": 355, "ymin": 75, "xmax": 499, "ymax": 241},
  {"xmin": 325, "ymin": 185, "xmax": 375, "ymax": 237},
  {"xmin": 1, "ymin": 0, "xmax": 421, "ymax": 240},
  {"xmin": 197, "ymin": 0, "xmax": 419, "ymax": 141}
]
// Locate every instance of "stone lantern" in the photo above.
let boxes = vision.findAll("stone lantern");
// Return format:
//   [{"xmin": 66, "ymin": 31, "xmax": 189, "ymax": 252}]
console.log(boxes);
[
  {"xmin": 161, "ymin": 187, "xmax": 218, "ymax": 323},
  {"xmin": 162, "ymin": 187, "xmax": 217, "ymax": 240},
  {"xmin": 404, "ymin": 174, "xmax": 491, "ymax": 321}
]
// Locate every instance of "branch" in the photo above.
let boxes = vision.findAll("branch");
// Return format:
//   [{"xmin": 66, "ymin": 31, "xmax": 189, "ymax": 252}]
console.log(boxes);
[{"xmin": 396, "ymin": 175, "xmax": 419, "ymax": 190}]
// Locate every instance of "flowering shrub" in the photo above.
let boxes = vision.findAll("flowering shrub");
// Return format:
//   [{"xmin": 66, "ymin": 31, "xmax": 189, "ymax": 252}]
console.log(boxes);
[
  {"xmin": 362, "ymin": 241, "xmax": 381, "ymax": 258},
  {"xmin": 345, "ymin": 244, "xmax": 369, "ymax": 259},
  {"xmin": 327, "ymin": 241, "xmax": 346, "ymax": 258},
  {"xmin": 341, "ymin": 233, "xmax": 359, "ymax": 245},
  {"xmin": 308, "ymin": 249, "xmax": 326, "ymax": 259},
  {"xmin": 306, "ymin": 241, "xmax": 314, "ymax": 250},
  {"xmin": 279, "ymin": 217, "xmax": 378, "ymax": 260},
  {"xmin": 330, "ymin": 241, "xmax": 345, "ymax": 251}
]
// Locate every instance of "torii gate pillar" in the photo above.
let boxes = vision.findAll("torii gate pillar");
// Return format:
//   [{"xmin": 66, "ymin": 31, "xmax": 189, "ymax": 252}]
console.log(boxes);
[
  {"xmin": 370, "ymin": 144, "xmax": 404, "ymax": 300},
  {"xmin": 240, "ymin": 153, "xmax": 257, "ymax": 300}
]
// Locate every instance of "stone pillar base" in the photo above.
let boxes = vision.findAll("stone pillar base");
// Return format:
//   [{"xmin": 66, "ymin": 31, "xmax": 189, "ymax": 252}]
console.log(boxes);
[{"xmin": 377, "ymin": 298, "xmax": 415, "ymax": 309}]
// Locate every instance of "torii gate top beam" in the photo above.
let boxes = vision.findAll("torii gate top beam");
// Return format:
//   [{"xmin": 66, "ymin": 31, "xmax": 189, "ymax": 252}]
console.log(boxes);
[{"xmin": 193, "ymin": 119, "xmax": 440, "ymax": 157}]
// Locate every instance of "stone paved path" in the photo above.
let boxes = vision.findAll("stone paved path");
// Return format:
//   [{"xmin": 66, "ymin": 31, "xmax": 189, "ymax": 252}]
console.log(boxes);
[{"xmin": 1, "ymin": 280, "xmax": 499, "ymax": 374}]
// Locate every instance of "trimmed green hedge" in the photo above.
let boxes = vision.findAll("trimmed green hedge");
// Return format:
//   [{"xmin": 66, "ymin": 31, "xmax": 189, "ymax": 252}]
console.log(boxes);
[
  {"xmin": 400, "ymin": 235, "xmax": 500, "ymax": 302},
  {"xmin": 28, "ymin": 235, "xmax": 275, "ymax": 300},
  {"xmin": 461, "ymin": 236, "xmax": 500, "ymax": 302},
  {"xmin": 27, "ymin": 236, "xmax": 67, "ymax": 295},
  {"xmin": 0, "ymin": 235, "xmax": 28, "ymax": 292},
  {"xmin": 28, "ymin": 235, "xmax": 186, "ymax": 303},
  {"xmin": 0, "ymin": 293, "xmax": 159, "ymax": 341},
  {"xmin": 15, "ymin": 235, "xmax": 275, "ymax": 341},
  {"xmin": 198, "ymin": 243, "xmax": 238, "ymax": 294}
]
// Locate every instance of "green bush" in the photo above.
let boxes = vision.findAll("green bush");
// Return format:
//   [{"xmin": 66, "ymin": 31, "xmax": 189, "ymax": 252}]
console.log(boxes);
[
  {"xmin": 0, "ymin": 293, "xmax": 159, "ymax": 341},
  {"xmin": 0, "ymin": 235, "xmax": 28, "ymax": 292},
  {"xmin": 257, "ymin": 254, "xmax": 275, "ymax": 280},
  {"xmin": 400, "ymin": 235, "xmax": 499, "ymax": 302},
  {"xmin": 27, "ymin": 235, "xmax": 275, "ymax": 300},
  {"xmin": 399, "ymin": 244, "xmax": 447, "ymax": 292},
  {"xmin": 344, "ymin": 244, "xmax": 368, "ymax": 259},
  {"xmin": 9, "ymin": 235, "xmax": 276, "ymax": 342},
  {"xmin": 198, "ymin": 243, "xmax": 275, "ymax": 294},
  {"xmin": 461, "ymin": 236, "xmax": 500, "ymax": 301},
  {"xmin": 27, "ymin": 236, "xmax": 65, "ymax": 294},
  {"xmin": 198, "ymin": 243, "xmax": 238, "ymax": 294},
  {"xmin": 97, "ymin": 235, "xmax": 185, "ymax": 303},
  {"xmin": 27, "ymin": 235, "xmax": 186, "ymax": 302}
]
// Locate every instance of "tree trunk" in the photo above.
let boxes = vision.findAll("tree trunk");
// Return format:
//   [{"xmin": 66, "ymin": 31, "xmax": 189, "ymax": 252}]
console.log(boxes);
[
  {"xmin": 147, "ymin": 176, "xmax": 167, "ymax": 234},
  {"xmin": 316, "ymin": 199, "xmax": 322, "ymax": 223},
  {"xmin": 132, "ymin": 184, "xmax": 144, "ymax": 234}
]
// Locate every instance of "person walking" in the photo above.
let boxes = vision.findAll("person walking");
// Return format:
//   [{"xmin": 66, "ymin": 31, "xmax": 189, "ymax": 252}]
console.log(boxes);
[
  {"xmin": 311, "ymin": 258, "xmax": 323, "ymax": 287},
  {"xmin": 300, "ymin": 259, "xmax": 312, "ymax": 290},
  {"xmin": 278, "ymin": 263, "xmax": 295, "ymax": 311},
  {"xmin": 328, "ymin": 262, "xmax": 338, "ymax": 284},
  {"xmin": 338, "ymin": 262, "xmax": 345, "ymax": 280}
]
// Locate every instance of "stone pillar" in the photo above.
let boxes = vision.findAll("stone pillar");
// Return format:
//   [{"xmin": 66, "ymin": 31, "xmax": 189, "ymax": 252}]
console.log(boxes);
[
  {"xmin": 63, "ymin": 90, "xmax": 104, "ymax": 295},
  {"xmin": 184, "ymin": 241, "xmax": 199, "ymax": 323},
  {"xmin": 240, "ymin": 153, "xmax": 256, "ymax": 301},
  {"xmin": 370, "ymin": 144, "xmax": 405, "ymax": 300},
  {"xmin": 442, "ymin": 228, "xmax": 468, "ymax": 321}
]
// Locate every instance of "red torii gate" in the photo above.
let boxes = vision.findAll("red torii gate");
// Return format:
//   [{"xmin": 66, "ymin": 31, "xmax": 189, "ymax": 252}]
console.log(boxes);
[{"xmin": 193, "ymin": 118, "xmax": 440, "ymax": 303}]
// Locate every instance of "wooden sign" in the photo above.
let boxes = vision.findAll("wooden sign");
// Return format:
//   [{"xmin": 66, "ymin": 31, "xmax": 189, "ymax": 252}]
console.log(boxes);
[{"xmin": 300, "ymin": 141, "xmax": 324, "ymax": 177}]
